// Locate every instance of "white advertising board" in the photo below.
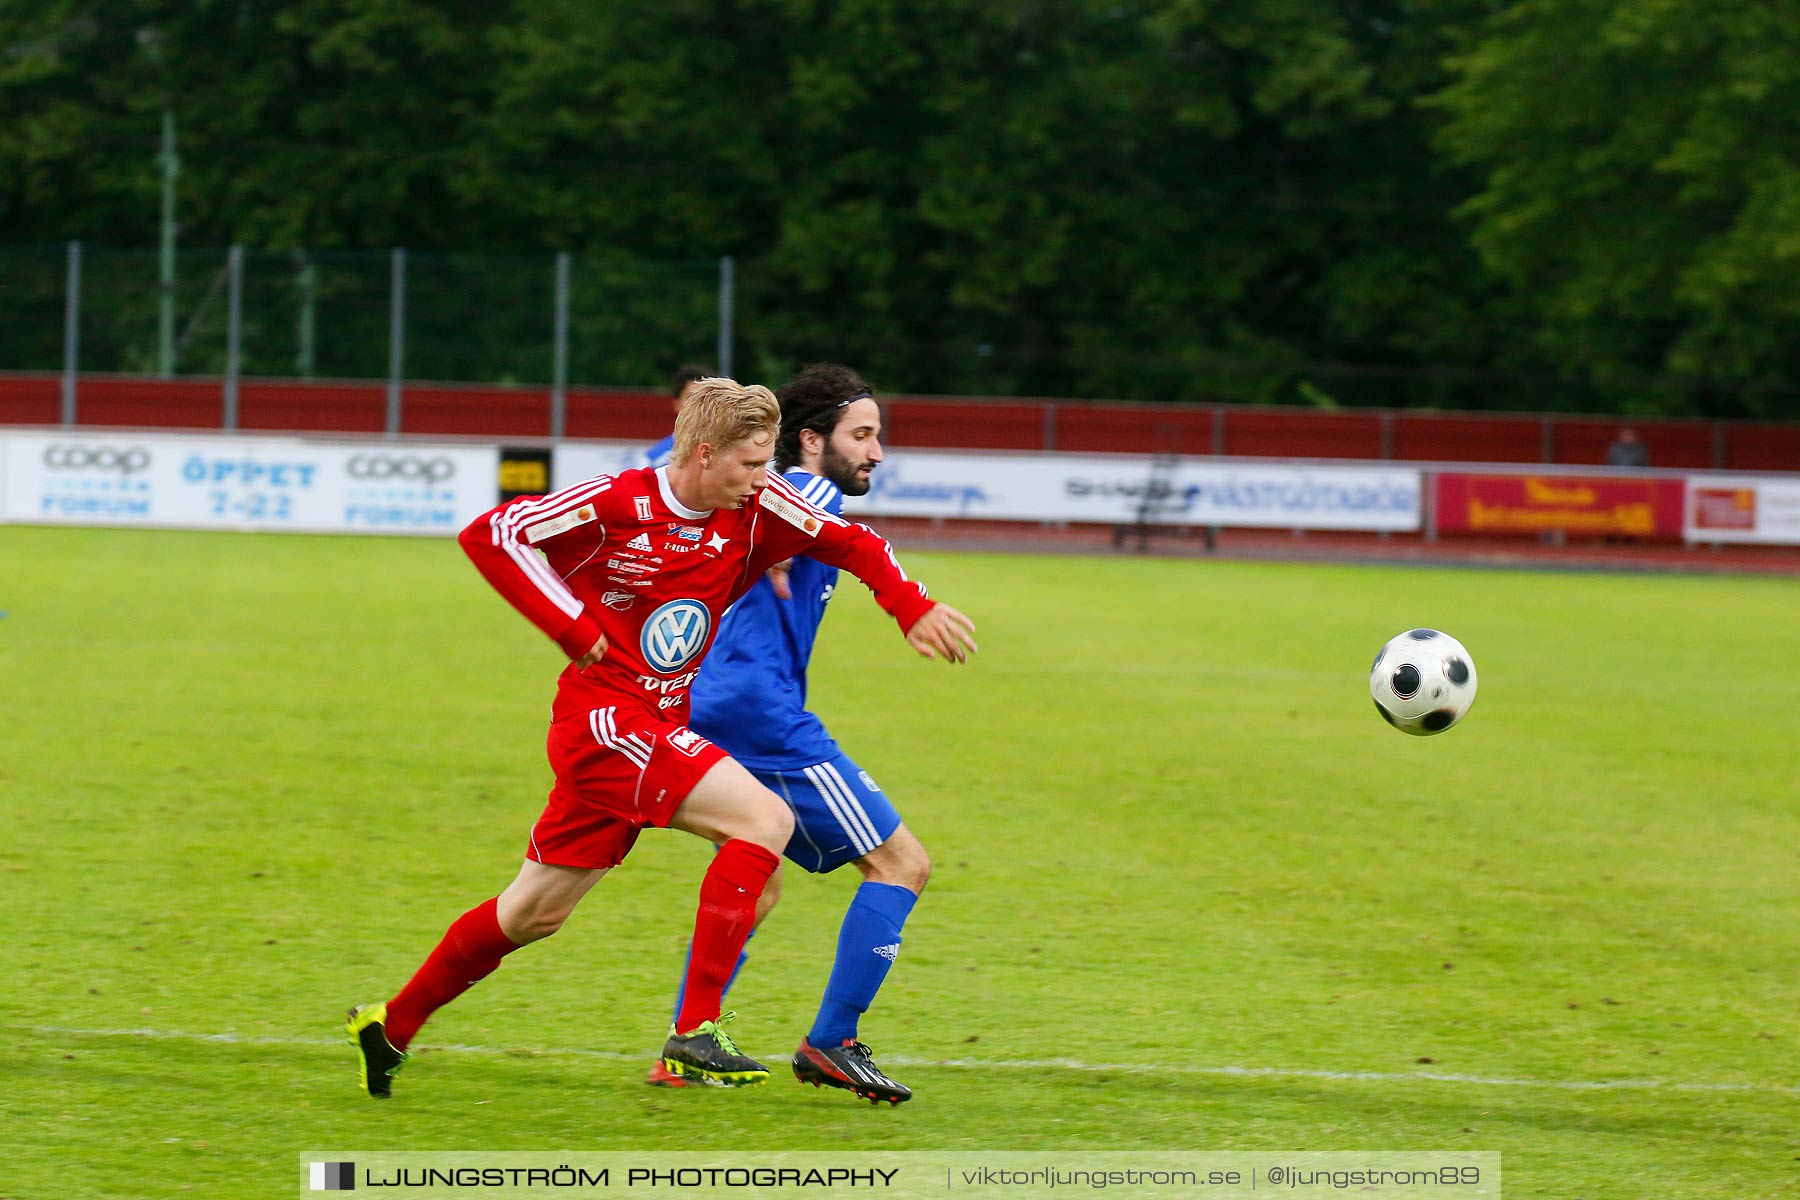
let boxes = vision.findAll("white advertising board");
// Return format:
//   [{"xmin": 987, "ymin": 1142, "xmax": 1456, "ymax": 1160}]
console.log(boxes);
[
  {"xmin": 2, "ymin": 433, "xmax": 1428, "ymax": 535},
  {"xmin": 1685, "ymin": 476, "xmax": 1800, "ymax": 545},
  {"xmin": 550, "ymin": 441, "xmax": 649, "ymax": 491},
  {"xmin": 841, "ymin": 450, "xmax": 1423, "ymax": 531},
  {"xmin": 2, "ymin": 432, "xmax": 499, "ymax": 536}
]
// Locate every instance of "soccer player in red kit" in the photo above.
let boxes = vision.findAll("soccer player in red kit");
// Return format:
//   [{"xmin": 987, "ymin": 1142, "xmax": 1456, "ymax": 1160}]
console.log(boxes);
[{"xmin": 346, "ymin": 377, "xmax": 976, "ymax": 1095}]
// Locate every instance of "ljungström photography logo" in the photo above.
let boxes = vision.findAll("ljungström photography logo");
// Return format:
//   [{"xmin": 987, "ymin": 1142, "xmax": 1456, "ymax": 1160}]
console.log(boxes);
[{"xmin": 309, "ymin": 1161, "xmax": 355, "ymax": 1191}]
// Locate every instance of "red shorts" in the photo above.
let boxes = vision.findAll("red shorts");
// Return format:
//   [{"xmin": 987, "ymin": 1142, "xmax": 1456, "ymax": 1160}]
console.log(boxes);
[{"xmin": 528, "ymin": 703, "xmax": 731, "ymax": 869}]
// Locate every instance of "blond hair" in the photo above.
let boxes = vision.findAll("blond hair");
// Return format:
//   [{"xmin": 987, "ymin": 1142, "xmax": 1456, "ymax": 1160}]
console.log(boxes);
[{"xmin": 671, "ymin": 377, "xmax": 780, "ymax": 465}]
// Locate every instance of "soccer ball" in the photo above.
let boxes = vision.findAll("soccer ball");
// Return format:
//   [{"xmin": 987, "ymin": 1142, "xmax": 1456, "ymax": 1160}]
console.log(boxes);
[{"xmin": 1369, "ymin": 629, "xmax": 1478, "ymax": 736}]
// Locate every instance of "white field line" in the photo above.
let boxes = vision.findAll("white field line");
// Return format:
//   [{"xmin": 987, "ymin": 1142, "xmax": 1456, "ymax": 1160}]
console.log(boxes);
[{"xmin": 28, "ymin": 1025, "xmax": 1798, "ymax": 1096}]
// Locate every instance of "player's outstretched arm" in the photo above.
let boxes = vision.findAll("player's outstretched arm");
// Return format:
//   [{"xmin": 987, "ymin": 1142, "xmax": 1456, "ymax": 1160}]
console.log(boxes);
[
  {"xmin": 458, "ymin": 485, "xmax": 613, "ymax": 661},
  {"xmin": 905, "ymin": 602, "xmax": 977, "ymax": 664}
]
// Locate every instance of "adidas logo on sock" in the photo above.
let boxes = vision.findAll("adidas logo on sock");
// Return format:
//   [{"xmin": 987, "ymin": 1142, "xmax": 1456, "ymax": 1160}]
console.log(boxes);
[
  {"xmin": 628, "ymin": 533, "xmax": 653, "ymax": 551},
  {"xmin": 872, "ymin": 943, "xmax": 900, "ymax": 961}
]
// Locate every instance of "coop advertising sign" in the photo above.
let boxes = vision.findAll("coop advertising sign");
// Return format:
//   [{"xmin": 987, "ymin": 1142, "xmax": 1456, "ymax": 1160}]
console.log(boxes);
[
  {"xmin": 841, "ymin": 451, "xmax": 1422, "ymax": 531},
  {"xmin": 1, "ymin": 432, "xmax": 499, "ymax": 535},
  {"xmin": 1685, "ymin": 476, "xmax": 1800, "ymax": 545},
  {"xmin": 1434, "ymin": 472, "xmax": 1685, "ymax": 539}
]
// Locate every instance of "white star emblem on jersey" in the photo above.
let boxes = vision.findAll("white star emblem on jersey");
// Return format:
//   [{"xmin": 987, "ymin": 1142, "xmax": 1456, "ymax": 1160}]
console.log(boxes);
[{"xmin": 706, "ymin": 532, "xmax": 729, "ymax": 552}]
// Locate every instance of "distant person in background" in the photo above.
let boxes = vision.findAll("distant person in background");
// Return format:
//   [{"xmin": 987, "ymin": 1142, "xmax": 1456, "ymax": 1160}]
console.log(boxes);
[
  {"xmin": 1605, "ymin": 427, "xmax": 1650, "ymax": 469},
  {"xmin": 644, "ymin": 364, "xmax": 713, "ymax": 468}
]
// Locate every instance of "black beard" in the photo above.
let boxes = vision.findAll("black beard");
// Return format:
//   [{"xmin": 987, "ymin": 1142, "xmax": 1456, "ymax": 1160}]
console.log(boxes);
[{"xmin": 821, "ymin": 443, "xmax": 872, "ymax": 496}]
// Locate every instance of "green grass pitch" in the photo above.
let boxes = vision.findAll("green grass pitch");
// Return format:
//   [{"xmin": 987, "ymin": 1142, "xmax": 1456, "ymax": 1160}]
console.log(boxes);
[{"xmin": 1, "ymin": 524, "xmax": 1795, "ymax": 1198}]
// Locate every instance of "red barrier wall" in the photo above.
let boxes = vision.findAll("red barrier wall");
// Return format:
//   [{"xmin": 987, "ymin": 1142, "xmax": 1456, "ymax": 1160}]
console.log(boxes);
[
  {"xmin": 1551, "ymin": 419, "xmax": 1716, "ymax": 470},
  {"xmin": 1224, "ymin": 410, "xmax": 1384, "ymax": 459},
  {"xmin": 564, "ymin": 390, "xmax": 676, "ymax": 441},
  {"xmin": 1052, "ymin": 404, "xmax": 1215, "ymax": 455},
  {"xmin": 1393, "ymin": 413, "xmax": 1545, "ymax": 463},
  {"xmin": 883, "ymin": 400, "xmax": 1047, "ymax": 450},
  {"xmin": 6, "ymin": 372, "xmax": 1798, "ymax": 473},
  {"xmin": 402, "ymin": 385, "xmax": 554, "ymax": 438},
  {"xmin": 240, "ymin": 381, "xmax": 385, "ymax": 433},
  {"xmin": 77, "ymin": 377, "xmax": 227, "ymax": 428},
  {"xmin": 0, "ymin": 375, "xmax": 60, "ymax": 425},
  {"xmin": 1721, "ymin": 423, "xmax": 1800, "ymax": 472}
]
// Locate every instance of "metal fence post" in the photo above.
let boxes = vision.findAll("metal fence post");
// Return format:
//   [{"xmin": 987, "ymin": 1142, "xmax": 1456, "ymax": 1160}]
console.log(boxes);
[
  {"xmin": 158, "ymin": 108, "xmax": 179, "ymax": 377},
  {"xmin": 62, "ymin": 240, "xmax": 82, "ymax": 426},
  {"xmin": 717, "ymin": 254, "xmax": 735, "ymax": 378},
  {"xmin": 386, "ymin": 247, "xmax": 406, "ymax": 437},
  {"xmin": 551, "ymin": 251, "xmax": 570, "ymax": 440},
  {"xmin": 1424, "ymin": 469, "xmax": 1438, "ymax": 543},
  {"xmin": 295, "ymin": 249, "xmax": 316, "ymax": 379},
  {"xmin": 223, "ymin": 244, "xmax": 243, "ymax": 430}
]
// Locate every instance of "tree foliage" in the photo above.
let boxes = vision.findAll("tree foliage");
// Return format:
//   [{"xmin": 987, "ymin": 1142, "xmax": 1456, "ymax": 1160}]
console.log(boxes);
[
  {"xmin": 2, "ymin": 0, "xmax": 1795, "ymax": 415},
  {"xmin": 1431, "ymin": 0, "xmax": 1800, "ymax": 417}
]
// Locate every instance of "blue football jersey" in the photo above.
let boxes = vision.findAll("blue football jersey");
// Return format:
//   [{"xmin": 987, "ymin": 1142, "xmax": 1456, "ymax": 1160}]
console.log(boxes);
[
  {"xmin": 643, "ymin": 433, "xmax": 675, "ymax": 469},
  {"xmin": 690, "ymin": 469, "xmax": 846, "ymax": 770}
]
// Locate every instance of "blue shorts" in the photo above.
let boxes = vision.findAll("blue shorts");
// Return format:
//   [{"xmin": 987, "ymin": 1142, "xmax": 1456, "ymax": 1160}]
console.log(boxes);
[{"xmin": 754, "ymin": 754, "xmax": 901, "ymax": 874}]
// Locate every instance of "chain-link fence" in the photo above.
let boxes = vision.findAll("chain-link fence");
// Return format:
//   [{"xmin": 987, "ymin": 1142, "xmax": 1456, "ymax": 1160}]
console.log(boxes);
[
  {"xmin": 10, "ymin": 242, "xmax": 1793, "ymax": 420},
  {"xmin": 1, "ymin": 242, "xmax": 728, "ymax": 429}
]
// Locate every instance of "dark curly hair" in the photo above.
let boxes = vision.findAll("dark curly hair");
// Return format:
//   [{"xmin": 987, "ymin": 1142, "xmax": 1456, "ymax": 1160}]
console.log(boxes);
[
  {"xmin": 774, "ymin": 363, "xmax": 873, "ymax": 470},
  {"xmin": 671, "ymin": 363, "xmax": 712, "ymax": 397}
]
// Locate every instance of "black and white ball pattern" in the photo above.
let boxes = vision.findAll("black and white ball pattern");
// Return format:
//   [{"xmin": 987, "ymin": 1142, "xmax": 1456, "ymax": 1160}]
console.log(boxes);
[{"xmin": 1370, "ymin": 629, "xmax": 1478, "ymax": 736}]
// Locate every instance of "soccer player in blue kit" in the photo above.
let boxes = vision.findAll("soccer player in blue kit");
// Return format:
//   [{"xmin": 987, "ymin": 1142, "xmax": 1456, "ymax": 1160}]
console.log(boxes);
[
  {"xmin": 645, "ymin": 363, "xmax": 951, "ymax": 1105},
  {"xmin": 643, "ymin": 365, "xmax": 711, "ymax": 469}
]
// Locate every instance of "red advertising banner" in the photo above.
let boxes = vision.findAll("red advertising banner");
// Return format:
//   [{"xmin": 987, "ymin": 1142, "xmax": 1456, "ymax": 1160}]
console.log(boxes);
[
  {"xmin": 1690, "ymin": 486, "xmax": 1757, "ymax": 532},
  {"xmin": 1435, "ymin": 473, "xmax": 1686, "ymax": 539},
  {"xmin": 1684, "ymin": 477, "xmax": 1800, "ymax": 544}
]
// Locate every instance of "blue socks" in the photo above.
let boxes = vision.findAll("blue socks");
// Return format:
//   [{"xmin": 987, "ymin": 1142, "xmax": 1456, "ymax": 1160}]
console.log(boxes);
[
  {"xmin": 668, "ymin": 880, "xmax": 919, "ymax": 1044},
  {"xmin": 809, "ymin": 881, "xmax": 918, "ymax": 1047}
]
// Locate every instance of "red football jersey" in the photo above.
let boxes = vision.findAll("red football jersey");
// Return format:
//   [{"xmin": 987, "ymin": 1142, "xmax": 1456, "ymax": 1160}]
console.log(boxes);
[{"xmin": 459, "ymin": 466, "xmax": 935, "ymax": 721}]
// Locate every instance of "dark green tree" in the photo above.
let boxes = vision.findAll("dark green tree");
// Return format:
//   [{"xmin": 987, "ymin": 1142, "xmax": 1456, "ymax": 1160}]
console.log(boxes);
[
  {"xmin": 472, "ymin": 0, "xmax": 1492, "ymax": 403},
  {"xmin": 1431, "ymin": 0, "xmax": 1800, "ymax": 417},
  {"xmin": 19, "ymin": 0, "xmax": 1761, "ymax": 413}
]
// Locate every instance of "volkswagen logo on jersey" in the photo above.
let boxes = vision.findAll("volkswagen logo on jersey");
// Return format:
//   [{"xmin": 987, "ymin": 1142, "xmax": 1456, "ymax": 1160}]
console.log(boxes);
[{"xmin": 641, "ymin": 599, "xmax": 712, "ymax": 674}]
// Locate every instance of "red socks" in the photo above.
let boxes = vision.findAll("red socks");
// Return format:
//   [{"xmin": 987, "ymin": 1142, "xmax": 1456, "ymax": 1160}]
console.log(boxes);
[
  {"xmin": 383, "ymin": 843, "xmax": 777, "ymax": 1048},
  {"xmin": 675, "ymin": 839, "xmax": 781, "ymax": 1033},
  {"xmin": 384, "ymin": 897, "xmax": 520, "ymax": 1050}
]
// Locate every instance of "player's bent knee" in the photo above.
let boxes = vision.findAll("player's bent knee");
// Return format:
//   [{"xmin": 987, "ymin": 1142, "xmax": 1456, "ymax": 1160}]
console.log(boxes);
[
  {"xmin": 497, "ymin": 862, "xmax": 605, "ymax": 944},
  {"xmin": 895, "ymin": 843, "xmax": 930, "ymax": 894},
  {"xmin": 861, "ymin": 827, "xmax": 930, "ymax": 894},
  {"xmin": 741, "ymin": 794, "xmax": 794, "ymax": 854},
  {"xmin": 908, "ymin": 847, "xmax": 931, "ymax": 894},
  {"xmin": 881, "ymin": 839, "xmax": 929, "ymax": 892},
  {"xmin": 702, "ymin": 788, "xmax": 790, "ymax": 853},
  {"xmin": 675, "ymin": 759, "xmax": 794, "ymax": 852},
  {"xmin": 500, "ymin": 901, "xmax": 568, "ymax": 944},
  {"xmin": 516, "ymin": 912, "xmax": 566, "ymax": 943}
]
